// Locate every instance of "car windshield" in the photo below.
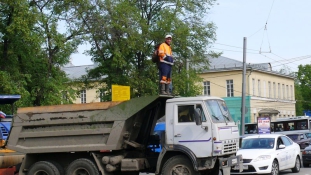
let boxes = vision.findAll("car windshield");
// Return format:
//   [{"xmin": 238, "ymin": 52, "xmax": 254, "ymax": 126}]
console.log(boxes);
[
  {"xmin": 241, "ymin": 138, "xmax": 275, "ymax": 149},
  {"xmin": 205, "ymin": 99, "xmax": 233, "ymax": 123},
  {"xmin": 286, "ymin": 134, "xmax": 299, "ymax": 141}
]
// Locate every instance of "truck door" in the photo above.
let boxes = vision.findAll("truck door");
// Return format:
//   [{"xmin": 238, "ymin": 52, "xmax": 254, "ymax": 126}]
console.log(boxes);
[{"xmin": 173, "ymin": 104, "xmax": 212, "ymax": 157}]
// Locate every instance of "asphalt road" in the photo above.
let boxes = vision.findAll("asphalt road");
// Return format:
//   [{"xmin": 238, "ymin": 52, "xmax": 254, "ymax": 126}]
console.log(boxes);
[
  {"xmin": 139, "ymin": 167, "xmax": 311, "ymax": 175},
  {"xmin": 279, "ymin": 166, "xmax": 310, "ymax": 175}
]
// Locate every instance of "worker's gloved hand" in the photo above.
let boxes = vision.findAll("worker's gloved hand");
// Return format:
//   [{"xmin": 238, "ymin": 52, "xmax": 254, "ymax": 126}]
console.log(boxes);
[{"xmin": 165, "ymin": 56, "xmax": 173, "ymax": 63}]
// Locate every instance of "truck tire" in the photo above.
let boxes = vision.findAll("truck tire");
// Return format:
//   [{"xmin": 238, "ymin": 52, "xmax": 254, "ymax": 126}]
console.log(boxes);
[
  {"xmin": 66, "ymin": 158, "xmax": 99, "ymax": 175},
  {"xmin": 47, "ymin": 160, "xmax": 65, "ymax": 175},
  {"xmin": 161, "ymin": 155, "xmax": 200, "ymax": 175},
  {"xmin": 28, "ymin": 161, "xmax": 60, "ymax": 175}
]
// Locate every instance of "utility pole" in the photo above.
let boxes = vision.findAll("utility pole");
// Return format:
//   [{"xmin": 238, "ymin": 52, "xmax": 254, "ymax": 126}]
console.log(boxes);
[{"xmin": 241, "ymin": 37, "xmax": 247, "ymax": 136}]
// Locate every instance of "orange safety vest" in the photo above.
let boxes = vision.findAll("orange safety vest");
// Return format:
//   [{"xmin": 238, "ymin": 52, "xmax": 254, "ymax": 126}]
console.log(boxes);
[{"xmin": 158, "ymin": 42, "xmax": 173, "ymax": 65}]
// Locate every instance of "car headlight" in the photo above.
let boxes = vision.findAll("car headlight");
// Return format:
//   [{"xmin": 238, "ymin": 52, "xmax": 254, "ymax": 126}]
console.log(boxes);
[{"xmin": 253, "ymin": 155, "xmax": 271, "ymax": 162}]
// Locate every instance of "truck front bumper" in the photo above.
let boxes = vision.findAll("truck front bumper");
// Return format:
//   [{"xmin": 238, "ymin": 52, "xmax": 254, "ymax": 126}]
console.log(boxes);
[{"xmin": 219, "ymin": 154, "xmax": 243, "ymax": 175}]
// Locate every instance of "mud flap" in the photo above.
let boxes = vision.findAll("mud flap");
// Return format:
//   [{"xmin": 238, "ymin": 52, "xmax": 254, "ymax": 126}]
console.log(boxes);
[{"xmin": 218, "ymin": 154, "xmax": 243, "ymax": 175}]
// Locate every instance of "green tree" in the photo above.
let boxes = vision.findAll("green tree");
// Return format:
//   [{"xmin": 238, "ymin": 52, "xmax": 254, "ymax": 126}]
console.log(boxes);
[
  {"xmin": 0, "ymin": 0, "xmax": 84, "ymax": 107},
  {"xmin": 0, "ymin": 0, "xmax": 36, "ymax": 107},
  {"xmin": 294, "ymin": 84, "xmax": 304, "ymax": 115},
  {"xmin": 296, "ymin": 64, "xmax": 311, "ymax": 113},
  {"xmin": 75, "ymin": 0, "xmax": 218, "ymax": 98}
]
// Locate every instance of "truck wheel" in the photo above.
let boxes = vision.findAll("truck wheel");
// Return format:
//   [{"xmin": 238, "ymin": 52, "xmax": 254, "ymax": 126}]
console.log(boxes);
[
  {"xmin": 28, "ymin": 161, "xmax": 60, "ymax": 175},
  {"xmin": 66, "ymin": 158, "xmax": 99, "ymax": 175},
  {"xmin": 162, "ymin": 155, "xmax": 200, "ymax": 175},
  {"xmin": 47, "ymin": 160, "xmax": 65, "ymax": 175}
]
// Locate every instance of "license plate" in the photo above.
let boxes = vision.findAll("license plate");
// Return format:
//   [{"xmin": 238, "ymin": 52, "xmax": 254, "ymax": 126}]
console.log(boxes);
[
  {"xmin": 231, "ymin": 158, "xmax": 237, "ymax": 164},
  {"xmin": 234, "ymin": 165, "xmax": 248, "ymax": 170}
]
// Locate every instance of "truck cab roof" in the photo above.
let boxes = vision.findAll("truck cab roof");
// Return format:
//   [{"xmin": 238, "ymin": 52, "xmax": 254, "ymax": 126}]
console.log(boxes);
[{"xmin": 167, "ymin": 96, "xmax": 223, "ymax": 103}]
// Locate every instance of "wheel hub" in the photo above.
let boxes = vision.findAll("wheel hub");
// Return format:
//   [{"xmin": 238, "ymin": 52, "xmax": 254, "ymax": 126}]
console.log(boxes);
[{"xmin": 171, "ymin": 164, "xmax": 191, "ymax": 175}]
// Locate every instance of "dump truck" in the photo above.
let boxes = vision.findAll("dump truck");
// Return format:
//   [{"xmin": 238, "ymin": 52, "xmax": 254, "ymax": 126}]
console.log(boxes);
[{"xmin": 7, "ymin": 95, "xmax": 242, "ymax": 175}]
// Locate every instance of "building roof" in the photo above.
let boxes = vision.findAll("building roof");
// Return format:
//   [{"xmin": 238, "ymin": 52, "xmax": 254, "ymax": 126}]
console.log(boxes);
[
  {"xmin": 206, "ymin": 55, "xmax": 272, "ymax": 71},
  {"xmin": 61, "ymin": 64, "xmax": 96, "ymax": 80},
  {"xmin": 203, "ymin": 55, "xmax": 294, "ymax": 79}
]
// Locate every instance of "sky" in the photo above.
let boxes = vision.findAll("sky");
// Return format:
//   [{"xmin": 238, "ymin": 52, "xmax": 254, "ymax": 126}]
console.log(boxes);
[{"xmin": 71, "ymin": 0, "xmax": 311, "ymax": 72}]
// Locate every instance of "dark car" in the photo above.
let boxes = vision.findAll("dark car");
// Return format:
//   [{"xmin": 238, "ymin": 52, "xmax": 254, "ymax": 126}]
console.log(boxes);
[
  {"xmin": 286, "ymin": 133, "xmax": 311, "ymax": 149},
  {"xmin": 305, "ymin": 132, "xmax": 311, "ymax": 139},
  {"xmin": 302, "ymin": 145, "xmax": 311, "ymax": 167}
]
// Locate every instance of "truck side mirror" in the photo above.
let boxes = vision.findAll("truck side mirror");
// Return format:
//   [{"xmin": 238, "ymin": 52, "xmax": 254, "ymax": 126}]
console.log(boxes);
[{"xmin": 194, "ymin": 108, "xmax": 202, "ymax": 126}]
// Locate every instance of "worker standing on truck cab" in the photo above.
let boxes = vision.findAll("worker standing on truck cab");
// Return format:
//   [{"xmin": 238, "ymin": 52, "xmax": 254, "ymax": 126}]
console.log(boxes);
[{"xmin": 158, "ymin": 35, "xmax": 174, "ymax": 95}]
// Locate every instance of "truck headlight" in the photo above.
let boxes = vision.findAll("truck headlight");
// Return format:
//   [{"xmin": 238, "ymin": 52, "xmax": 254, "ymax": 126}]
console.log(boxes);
[{"xmin": 253, "ymin": 155, "xmax": 271, "ymax": 162}]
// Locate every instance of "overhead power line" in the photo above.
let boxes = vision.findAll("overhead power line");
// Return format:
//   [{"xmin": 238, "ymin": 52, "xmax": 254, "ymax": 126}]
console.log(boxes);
[{"xmin": 211, "ymin": 42, "xmax": 311, "ymax": 68}]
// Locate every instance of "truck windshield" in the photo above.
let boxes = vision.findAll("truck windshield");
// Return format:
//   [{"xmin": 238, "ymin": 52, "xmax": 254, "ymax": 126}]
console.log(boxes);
[{"xmin": 205, "ymin": 99, "xmax": 233, "ymax": 123}]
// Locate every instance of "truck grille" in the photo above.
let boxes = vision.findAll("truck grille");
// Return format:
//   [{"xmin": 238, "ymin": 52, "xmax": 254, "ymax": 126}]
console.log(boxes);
[{"xmin": 223, "ymin": 143, "xmax": 238, "ymax": 153}]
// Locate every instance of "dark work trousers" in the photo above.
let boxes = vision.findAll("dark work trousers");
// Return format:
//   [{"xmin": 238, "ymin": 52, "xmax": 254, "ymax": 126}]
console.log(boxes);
[{"xmin": 158, "ymin": 62, "xmax": 172, "ymax": 92}]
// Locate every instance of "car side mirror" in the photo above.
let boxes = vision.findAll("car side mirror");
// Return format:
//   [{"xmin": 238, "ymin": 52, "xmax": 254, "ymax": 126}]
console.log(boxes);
[
  {"xmin": 278, "ymin": 144, "xmax": 285, "ymax": 149},
  {"xmin": 305, "ymin": 142, "xmax": 310, "ymax": 146},
  {"xmin": 194, "ymin": 108, "xmax": 202, "ymax": 126}
]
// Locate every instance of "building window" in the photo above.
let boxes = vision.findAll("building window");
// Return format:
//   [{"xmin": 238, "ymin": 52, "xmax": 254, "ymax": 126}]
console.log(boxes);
[
  {"xmin": 252, "ymin": 79, "xmax": 255, "ymax": 96},
  {"xmin": 268, "ymin": 81, "xmax": 271, "ymax": 98},
  {"xmin": 226, "ymin": 80, "xmax": 234, "ymax": 97},
  {"xmin": 203, "ymin": 81, "xmax": 210, "ymax": 96},
  {"xmin": 258, "ymin": 80, "xmax": 261, "ymax": 97},
  {"xmin": 80, "ymin": 90, "xmax": 86, "ymax": 103},
  {"xmin": 273, "ymin": 82, "xmax": 276, "ymax": 98},
  {"xmin": 282, "ymin": 84, "xmax": 285, "ymax": 99},
  {"xmin": 278, "ymin": 83, "xmax": 281, "ymax": 99},
  {"xmin": 263, "ymin": 81, "xmax": 266, "ymax": 97},
  {"xmin": 290, "ymin": 85, "xmax": 293, "ymax": 100},
  {"xmin": 286, "ymin": 85, "xmax": 290, "ymax": 100},
  {"xmin": 99, "ymin": 89, "xmax": 105, "ymax": 102}
]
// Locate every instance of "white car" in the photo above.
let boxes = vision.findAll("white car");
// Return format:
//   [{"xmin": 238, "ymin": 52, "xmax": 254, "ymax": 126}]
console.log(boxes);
[{"xmin": 231, "ymin": 134, "xmax": 301, "ymax": 175}]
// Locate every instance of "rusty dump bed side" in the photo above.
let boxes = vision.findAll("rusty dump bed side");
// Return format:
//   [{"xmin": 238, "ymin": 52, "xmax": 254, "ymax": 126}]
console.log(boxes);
[{"xmin": 7, "ymin": 95, "xmax": 170, "ymax": 154}]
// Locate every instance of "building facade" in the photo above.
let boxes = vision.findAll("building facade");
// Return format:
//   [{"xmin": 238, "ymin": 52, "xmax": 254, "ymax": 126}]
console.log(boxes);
[
  {"xmin": 199, "ymin": 56, "xmax": 295, "ymax": 123},
  {"xmin": 62, "ymin": 64, "xmax": 105, "ymax": 104}
]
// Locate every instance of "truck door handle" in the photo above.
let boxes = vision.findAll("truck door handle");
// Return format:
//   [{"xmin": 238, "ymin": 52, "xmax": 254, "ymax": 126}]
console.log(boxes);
[{"xmin": 174, "ymin": 134, "xmax": 181, "ymax": 137}]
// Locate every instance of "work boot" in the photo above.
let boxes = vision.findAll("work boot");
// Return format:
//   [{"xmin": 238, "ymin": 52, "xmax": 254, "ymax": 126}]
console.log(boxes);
[
  {"xmin": 160, "ymin": 84, "xmax": 167, "ymax": 95},
  {"xmin": 165, "ymin": 84, "xmax": 170, "ymax": 95}
]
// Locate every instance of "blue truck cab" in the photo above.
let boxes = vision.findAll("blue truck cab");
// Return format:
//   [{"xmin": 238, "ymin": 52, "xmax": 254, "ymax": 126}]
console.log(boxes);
[
  {"xmin": 0, "ymin": 95, "xmax": 21, "ymax": 145},
  {"xmin": 150, "ymin": 122, "xmax": 165, "ymax": 152}
]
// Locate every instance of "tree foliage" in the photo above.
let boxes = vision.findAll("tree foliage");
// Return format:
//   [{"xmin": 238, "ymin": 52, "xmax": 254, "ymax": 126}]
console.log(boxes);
[
  {"xmin": 0, "ymin": 0, "xmax": 218, "ymax": 110},
  {"xmin": 0, "ymin": 0, "xmax": 83, "ymax": 108},
  {"xmin": 296, "ymin": 64, "xmax": 311, "ymax": 113},
  {"xmin": 75, "ymin": 0, "xmax": 218, "ymax": 97}
]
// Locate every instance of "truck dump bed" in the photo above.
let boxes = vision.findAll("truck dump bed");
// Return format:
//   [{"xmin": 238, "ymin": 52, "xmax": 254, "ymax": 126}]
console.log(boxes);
[{"xmin": 7, "ymin": 96, "xmax": 170, "ymax": 154}]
